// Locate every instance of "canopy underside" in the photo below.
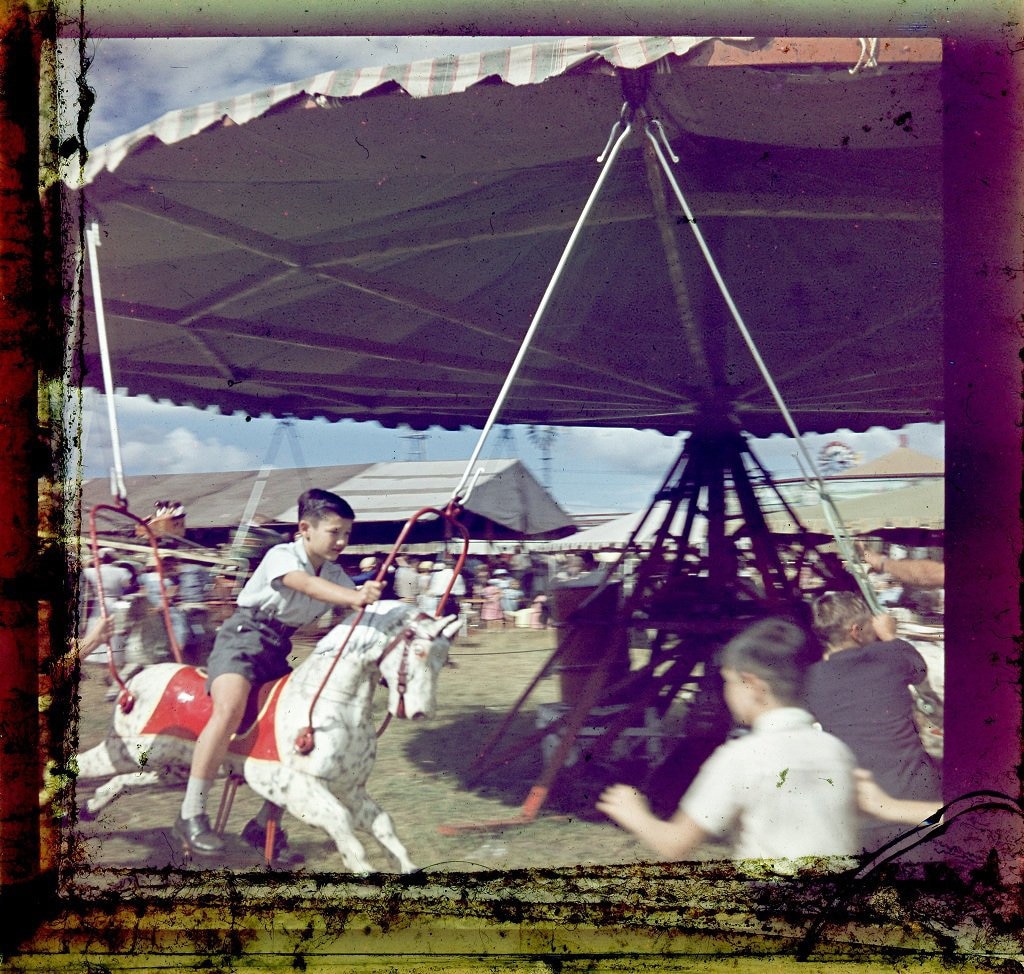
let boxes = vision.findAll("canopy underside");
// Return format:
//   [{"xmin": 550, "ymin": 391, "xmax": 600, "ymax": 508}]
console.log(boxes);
[{"xmin": 71, "ymin": 36, "xmax": 943, "ymax": 436}]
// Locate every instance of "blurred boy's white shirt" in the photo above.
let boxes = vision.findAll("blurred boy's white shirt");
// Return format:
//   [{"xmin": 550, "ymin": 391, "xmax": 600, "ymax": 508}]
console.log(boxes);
[
  {"xmin": 680, "ymin": 707, "xmax": 859, "ymax": 860},
  {"xmin": 427, "ymin": 565, "xmax": 466, "ymax": 597}
]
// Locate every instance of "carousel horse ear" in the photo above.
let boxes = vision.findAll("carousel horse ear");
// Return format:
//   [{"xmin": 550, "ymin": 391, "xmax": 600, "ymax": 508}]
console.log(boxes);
[{"xmin": 440, "ymin": 615, "xmax": 462, "ymax": 641}]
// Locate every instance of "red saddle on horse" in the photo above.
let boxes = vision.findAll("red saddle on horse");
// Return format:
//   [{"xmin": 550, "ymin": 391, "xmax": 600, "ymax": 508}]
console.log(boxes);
[{"xmin": 140, "ymin": 665, "xmax": 287, "ymax": 762}]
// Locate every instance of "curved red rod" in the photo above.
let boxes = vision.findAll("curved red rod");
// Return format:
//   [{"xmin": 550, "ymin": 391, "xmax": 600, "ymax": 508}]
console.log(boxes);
[
  {"xmin": 87, "ymin": 502, "xmax": 185, "ymax": 712},
  {"xmin": 294, "ymin": 504, "xmax": 470, "ymax": 755}
]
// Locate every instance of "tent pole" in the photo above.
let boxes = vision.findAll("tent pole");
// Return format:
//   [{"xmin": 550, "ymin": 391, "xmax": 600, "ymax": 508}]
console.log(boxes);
[
  {"xmin": 84, "ymin": 222, "xmax": 129, "ymax": 505},
  {"xmin": 232, "ymin": 418, "xmax": 310, "ymax": 554},
  {"xmin": 638, "ymin": 108, "xmax": 712, "ymax": 394},
  {"xmin": 727, "ymin": 438, "xmax": 798, "ymax": 601},
  {"xmin": 232, "ymin": 465, "xmax": 273, "ymax": 555},
  {"xmin": 643, "ymin": 124, "xmax": 880, "ymax": 612}
]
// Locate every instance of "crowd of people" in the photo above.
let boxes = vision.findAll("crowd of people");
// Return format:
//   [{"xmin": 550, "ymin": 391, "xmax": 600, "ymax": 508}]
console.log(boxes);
[
  {"xmin": 77, "ymin": 546, "xmax": 225, "ymax": 698},
  {"xmin": 344, "ymin": 548, "xmax": 607, "ymax": 631},
  {"xmin": 74, "ymin": 540, "xmax": 579, "ymax": 681},
  {"xmin": 77, "ymin": 491, "xmax": 944, "ymax": 864}
]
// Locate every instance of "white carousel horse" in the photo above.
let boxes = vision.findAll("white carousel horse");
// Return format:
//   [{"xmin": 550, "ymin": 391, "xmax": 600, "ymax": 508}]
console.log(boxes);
[{"xmin": 76, "ymin": 601, "xmax": 460, "ymax": 873}]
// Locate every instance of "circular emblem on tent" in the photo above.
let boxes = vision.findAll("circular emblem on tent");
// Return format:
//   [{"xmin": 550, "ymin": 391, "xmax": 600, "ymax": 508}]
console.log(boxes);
[{"xmin": 818, "ymin": 440, "xmax": 858, "ymax": 474}]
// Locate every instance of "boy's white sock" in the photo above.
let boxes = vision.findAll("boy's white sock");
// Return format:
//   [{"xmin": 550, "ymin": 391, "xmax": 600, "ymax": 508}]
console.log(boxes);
[{"xmin": 180, "ymin": 777, "xmax": 213, "ymax": 821}]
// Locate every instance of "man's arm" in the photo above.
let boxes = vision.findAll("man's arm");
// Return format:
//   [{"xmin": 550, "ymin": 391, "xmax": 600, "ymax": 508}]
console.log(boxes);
[
  {"xmin": 78, "ymin": 616, "xmax": 115, "ymax": 659},
  {"xmin": 882, "ymin": 558, "xmax": 945, "ymax": 588},
  {"xmin": 855, "ymin": 769, "xmax": 941, "ymax": 824},
  {"xmin": 859, "ymin": 546, "xmax": 945, "ymax": 588},
  {"xmin": 596, "ymin": 784, "xmax": 709, "ymax": 859},
  {"xmin": 870, "ymin": 611, "xmax": 898, "ymax": 641}
]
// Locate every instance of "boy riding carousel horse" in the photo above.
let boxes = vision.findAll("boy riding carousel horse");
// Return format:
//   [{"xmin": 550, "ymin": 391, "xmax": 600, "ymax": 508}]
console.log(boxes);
[{"xmin": 175, "ymin": 488, "xmax": 383, "ymax": 856}]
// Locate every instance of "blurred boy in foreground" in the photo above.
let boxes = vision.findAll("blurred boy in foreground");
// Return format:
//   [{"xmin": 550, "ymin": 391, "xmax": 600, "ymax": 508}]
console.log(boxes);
[{"xmin": 597, "ymin": 618, "xmax": 859, "ymax": 862}]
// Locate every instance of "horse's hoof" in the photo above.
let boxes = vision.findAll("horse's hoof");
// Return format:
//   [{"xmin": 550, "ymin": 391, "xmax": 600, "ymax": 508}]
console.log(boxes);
[
  {"xmin": 173, "ymin": 814, "xmax": 224, "ymax": 856},
  {"xmin": 241, "ymin": 818, "xmax": 298, "ymax": 862}
]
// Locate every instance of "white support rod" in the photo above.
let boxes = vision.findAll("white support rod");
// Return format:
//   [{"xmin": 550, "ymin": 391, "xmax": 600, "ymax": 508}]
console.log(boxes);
[
  {"xmin": 644, "ymin": 132, "xmax": 822, "ymax": 475},
  {"xmin": 645, "ymin": 128, "xmax": 881, "ymax": 612},
  {"xmin": 85, "ymin": 222, "xmax": 129, "ymax": 503},
  {"xmin": 232, "ymin": 465, "xmax": 273, "ymax": 552},
  {"xmin": 232, "ymin": 417, "xmax": 297, "ymax": 549},
  {"xmin": 450, "ymin": 119, "xmax": 635, "ymax": 505}
]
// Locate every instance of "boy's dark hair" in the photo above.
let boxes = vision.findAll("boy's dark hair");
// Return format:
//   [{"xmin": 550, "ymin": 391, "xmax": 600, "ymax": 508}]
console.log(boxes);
[
  {"xmin": 717, "ymin": 617, "xmax": 820, "ymax": 705},
  {"xmin": 297, "ymin": 488, "xmax": 355, "ymax": 524},
  {"xmin": 811, "ymin": 591, "xmax": 873, "ymax": 648}
]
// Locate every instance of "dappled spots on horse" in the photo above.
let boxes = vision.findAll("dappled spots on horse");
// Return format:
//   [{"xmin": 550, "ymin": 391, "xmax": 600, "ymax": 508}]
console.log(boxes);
[{"xmin": 76, "ymin": 601, "xmax": 460, "ymax": 872}]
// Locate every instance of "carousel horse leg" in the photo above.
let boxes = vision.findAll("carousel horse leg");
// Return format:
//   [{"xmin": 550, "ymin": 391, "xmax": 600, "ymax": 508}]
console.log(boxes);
[
  {"xmin": 78, "ymin": 735, "xmax": 192, "ymax": 819},
  {"xmin": 79, "ymin": 770, "xmax": 164, "ymax": 820},
  {"xmin": 346, "ymin": 785, "xmax": 416, "ymax": 873},
  {"xmin": 266, "ymin": 771, "xmax": 376, "ymax": 873}
]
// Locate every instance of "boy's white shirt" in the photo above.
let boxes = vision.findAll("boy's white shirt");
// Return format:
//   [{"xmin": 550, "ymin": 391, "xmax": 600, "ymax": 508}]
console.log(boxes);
[
  {"xmin": 680, "ymin": 706, "xmax": 859, "ymax": 860},
  {"xmin": 427, "ymin": 566, "xmax": 466, "ymax": 597},
  {"xmin": 237, "ymin": 538, "xmax": 354, "ymax": 627}
]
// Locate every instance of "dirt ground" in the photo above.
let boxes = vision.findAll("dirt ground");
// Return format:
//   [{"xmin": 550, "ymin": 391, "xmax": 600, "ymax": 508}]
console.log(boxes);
[{"xmin": 69, "ymin": 623, "xmax": 669, "ymax": 878}]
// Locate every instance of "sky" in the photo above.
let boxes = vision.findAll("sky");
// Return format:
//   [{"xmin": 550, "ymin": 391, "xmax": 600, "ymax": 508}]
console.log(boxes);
[{"xmin": 59, "ymin": 35, "xmax": 944, "ymax": 516}]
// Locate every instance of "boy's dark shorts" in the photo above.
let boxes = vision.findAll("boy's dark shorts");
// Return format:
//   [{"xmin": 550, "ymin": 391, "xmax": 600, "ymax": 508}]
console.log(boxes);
[{"xmin": 205, "ymin": 609, "xmax": 296, "ymax": 692}]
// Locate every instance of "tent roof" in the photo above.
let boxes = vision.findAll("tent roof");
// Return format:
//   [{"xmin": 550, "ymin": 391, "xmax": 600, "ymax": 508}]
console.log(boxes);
[
  {"xmin": 534, "ymin": 500, "xmax": 709, "ymax": 550},
  {"xmin": 81, "ymin": 458, "xmax": 574, "ymax": 538},
  {"xmin": 81, "ymin": 463, "xmax": 370, "ymax": 530},
  {"xmin": 275, "ymin": 459, "xmax": 574, "ymax": 536},
  {"xmin": 834, "ymin": 445, "xmax": 945, "ymax": 478},
  {"xmin": 767, "ymin": 478, "xmax": 944, "ymax": 533},
  {"xmin": 71, "ymin": 35, "xmax": 944, "ymax": 437}
]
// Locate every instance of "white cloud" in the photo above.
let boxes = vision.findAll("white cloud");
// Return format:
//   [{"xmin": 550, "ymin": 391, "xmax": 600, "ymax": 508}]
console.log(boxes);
[
  {"xmin": 516, "ymin": 427, "xmax": 686, "ymax": 513},
  {"xmin": 556, "ymin": 427, "xmax": 685, "ymax": 475},
  {"xmin": 117, "ymin": 426, "xmax": 254, "ymax": 475},
  {"xmin": 78, "ymin": 390, "xmax": 256, "ymax": 475},
  {"xmin": 72, "ymin": 389, "xmax": 944, "ymax": 514}
]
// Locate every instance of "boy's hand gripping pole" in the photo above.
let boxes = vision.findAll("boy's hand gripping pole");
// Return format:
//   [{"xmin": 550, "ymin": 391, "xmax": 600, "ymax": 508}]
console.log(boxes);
[{"xmin": 294, "ymin": 505, "xmax": 471, "ymax": 755}]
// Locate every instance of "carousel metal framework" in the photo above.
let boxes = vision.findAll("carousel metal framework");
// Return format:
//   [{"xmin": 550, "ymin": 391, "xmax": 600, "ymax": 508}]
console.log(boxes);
[
  {"xmin": 429, "ymin": 69, "xmax": 880, "ymax": 830},
  {"xmin": 82, "ymin": 54, "xmax": 915, "ymax": 838}
]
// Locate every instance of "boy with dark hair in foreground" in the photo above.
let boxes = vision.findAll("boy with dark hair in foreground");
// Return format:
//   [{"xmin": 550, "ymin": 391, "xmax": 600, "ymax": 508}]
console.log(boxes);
[
  {"xmin": 597, "ymin": 618, "xmax": 859, "ymax": 861},
  {"xmin": 174, "ymin": 488, "xmax": 383, "ymax": 856}
]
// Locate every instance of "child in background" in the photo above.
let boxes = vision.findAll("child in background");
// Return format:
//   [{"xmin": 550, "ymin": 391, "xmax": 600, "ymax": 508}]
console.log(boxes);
[
  {"xmin": 529, "ymin": 594, "xmax": 548, "ymax": 629},
  {"xmin": 80, "ymin": 548, "xmax": 133, "ymax": 671},
  {"xmin": 480, "ymin": 579, "xmax": 504, "ymax": 630},
  {"xmin": 501, "ymin": 575, "xmax": 522, "ymax": 625},
  {"xmin": 597, "ymin": 618, "xmax": 859, "ymax": 862}
]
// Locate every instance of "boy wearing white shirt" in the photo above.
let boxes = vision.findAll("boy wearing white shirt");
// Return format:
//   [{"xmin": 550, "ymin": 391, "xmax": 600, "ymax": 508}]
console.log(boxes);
[
  {"xmin": 597, "ymin": 618, "xmax": 859, "ymax": 863},
  {"xmin": 174, "ymin": 489, "xmax": 382, "ymax": 856}
]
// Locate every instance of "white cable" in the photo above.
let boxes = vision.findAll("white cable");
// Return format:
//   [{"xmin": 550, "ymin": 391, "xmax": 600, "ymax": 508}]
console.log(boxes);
[
  {"xmin": 85, "ymin": 222, "xmax": 128, "ymax": 503},
  {"xmin": 646, "ymin": 126, "xmax": 880, "ymax": 611},
  {"xmin": 450, "ymin": 114, "xmax": 635, "ymax": 506}
]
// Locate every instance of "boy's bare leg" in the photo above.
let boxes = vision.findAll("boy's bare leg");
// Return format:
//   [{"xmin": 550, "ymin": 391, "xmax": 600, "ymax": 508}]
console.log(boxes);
[
  {"xmin": 175, "ymin": 673, "xmax": 250, "ymax": 854},
  {"xmin": 192, "ymin": 673, "xmax": 250, "ymax": 778}
]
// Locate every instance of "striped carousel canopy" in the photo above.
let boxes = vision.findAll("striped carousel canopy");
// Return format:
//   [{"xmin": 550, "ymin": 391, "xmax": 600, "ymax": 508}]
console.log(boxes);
[{"xmin": 70, "ymin": 35, "xmax": 943, "ymax": 436}]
